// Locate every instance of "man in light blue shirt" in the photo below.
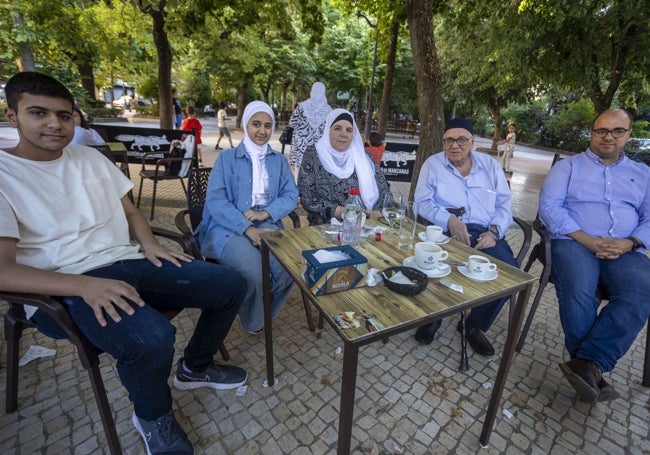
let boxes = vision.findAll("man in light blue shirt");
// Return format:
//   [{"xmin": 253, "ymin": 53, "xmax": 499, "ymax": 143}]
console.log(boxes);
[
  {"xmin": 540, "ymin": 108, "xmax": 650, "ymax": 403},
  {"xmin": 413, "ymin": 118, "xmax": 518, "ymax": 356}
]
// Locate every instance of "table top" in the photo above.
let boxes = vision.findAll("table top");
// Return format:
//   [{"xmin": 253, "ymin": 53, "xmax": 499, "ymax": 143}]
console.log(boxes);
[{"xmin": 262, "ymin": 225, "xmax": 536, "ymax": 343}]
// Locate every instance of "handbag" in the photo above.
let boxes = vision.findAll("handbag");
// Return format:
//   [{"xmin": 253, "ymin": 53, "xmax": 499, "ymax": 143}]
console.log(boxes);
[{"xmin": 279, "ymin": 127, "xmax": 294, "ymax": 145}]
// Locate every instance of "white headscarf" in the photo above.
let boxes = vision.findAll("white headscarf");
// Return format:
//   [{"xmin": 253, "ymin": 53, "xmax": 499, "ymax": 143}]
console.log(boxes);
[
  {"xmin": 242, "ymin": 101, "xmax": 275, "ymax": 206},
  {"xmin": 315, "ymin": 108, "xmax": 379, "ymax": 209},
  {"xmin": 300, "ymin": 82, "xmax": 331, "ymax": 129}
]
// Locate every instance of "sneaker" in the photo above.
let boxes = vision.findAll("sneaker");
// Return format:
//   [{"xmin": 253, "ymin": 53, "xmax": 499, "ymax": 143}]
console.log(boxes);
[
  {"xmin": 173, "ymin": 358, "xmax": 247, "ymax": 391},
  {"xmin": 132, "ymin": 411, "xmax": 193, "ymax": 455}
]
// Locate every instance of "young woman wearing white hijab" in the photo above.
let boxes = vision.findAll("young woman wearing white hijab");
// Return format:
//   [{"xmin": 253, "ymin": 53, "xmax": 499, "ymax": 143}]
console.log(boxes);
[
  {"xmin": 288, "ymin": 81, "xmax": 332, "ymax": 170},
  {"xmin": 196, "ymin": 101, "xmax": 299, "ymax": 334},
  {"xmin": 298, "ymin": 108, "xmax": 389, "ymax": 226}
]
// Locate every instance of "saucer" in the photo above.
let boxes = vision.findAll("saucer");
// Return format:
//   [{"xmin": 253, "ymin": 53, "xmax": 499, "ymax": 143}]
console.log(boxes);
[
  {"xmin": 417, "ymin": 231, "xmax": 450, "ymax": 244},
  {"xmin": 403, "ymin": 256, "xmax": 451, "ymax": 278},
  {"xmin": 457, "ymin": 264, "xmax": 498, "ymax": 281}
]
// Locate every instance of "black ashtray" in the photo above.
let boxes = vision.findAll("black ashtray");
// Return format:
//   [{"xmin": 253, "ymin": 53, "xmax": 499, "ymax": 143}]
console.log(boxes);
[{"xmin": 382, "ymin": 266, "xmax": 428, "ymax": 296}]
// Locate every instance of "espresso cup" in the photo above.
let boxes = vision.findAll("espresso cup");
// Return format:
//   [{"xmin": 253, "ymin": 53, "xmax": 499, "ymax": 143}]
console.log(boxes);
[
  {"xmin": 426, "ymin": 225, "xmax": 444, "ymax": 242},
  {"xmin": 414, "ymin": 242, "xmax": 449, "ymax": 270},
  {"xmin": 467, "ymin": 255, "xmax": 497, "ymax": 276}
]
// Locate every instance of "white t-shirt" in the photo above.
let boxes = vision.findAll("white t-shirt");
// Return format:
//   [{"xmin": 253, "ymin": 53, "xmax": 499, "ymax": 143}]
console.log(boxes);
[
  {"xmin": 217, "ymin": 109, "xmax": 228, "ymax": 128},
  {"xmin": 0, "ymin": 145, "xmax": 144, "ymax": 275},
  {"xmin": 70, "ymin": 126, "xmax": 105, "ymax": 146}
]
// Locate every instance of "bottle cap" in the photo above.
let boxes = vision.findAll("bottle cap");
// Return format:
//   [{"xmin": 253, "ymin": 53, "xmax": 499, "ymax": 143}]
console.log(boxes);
[{"xmin": 349, "ymin": 188, "xmax": 360, "ymax": 195}]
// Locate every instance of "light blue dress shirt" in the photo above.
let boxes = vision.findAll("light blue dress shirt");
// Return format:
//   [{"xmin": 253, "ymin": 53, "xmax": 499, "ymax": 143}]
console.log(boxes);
[
  {"xmin": 539, "ymin": 150, "xmax": 650, "ymax": 251},
  {"xmin": 413, "ymin": 150, "xmax": 513, "ymax": 237}
]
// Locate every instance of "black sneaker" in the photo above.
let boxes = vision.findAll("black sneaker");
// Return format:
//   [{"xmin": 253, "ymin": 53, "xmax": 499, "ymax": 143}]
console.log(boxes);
[
  {"xmin": 132, "ymin": 411, "xmax": 193, "ymax": 455},
  {"xmin": 173, "ymin": 358, "xmax": 247, "ymax": 391}
]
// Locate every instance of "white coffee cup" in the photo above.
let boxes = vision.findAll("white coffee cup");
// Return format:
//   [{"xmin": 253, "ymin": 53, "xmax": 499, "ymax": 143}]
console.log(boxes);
[
  {"xmin": 426, "ymin": 225, "xmax": 444, "ymax": 242},
  {"xmin": 414, "ymin": 242, "xmax": 449, "ymax": 270},
  {"xmin": 467, "ymin": 255, "xmax": 497, "ymax": 276}
]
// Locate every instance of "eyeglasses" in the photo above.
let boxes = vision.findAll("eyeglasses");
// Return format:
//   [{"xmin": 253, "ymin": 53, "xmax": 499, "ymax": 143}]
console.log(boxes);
[
  {"xmin": 591, "ymin": 128, "xmax": 629, "ymax": 138},
  {"xmin": 443, "ymin": 137, "xmax": 471, "ymax": 146}
]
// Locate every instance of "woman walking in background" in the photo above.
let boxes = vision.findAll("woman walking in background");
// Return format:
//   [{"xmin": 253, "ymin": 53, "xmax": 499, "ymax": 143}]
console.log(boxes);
[{"xmin": 289, "ymin": 81, "xmax": 331, "ymax": 171}]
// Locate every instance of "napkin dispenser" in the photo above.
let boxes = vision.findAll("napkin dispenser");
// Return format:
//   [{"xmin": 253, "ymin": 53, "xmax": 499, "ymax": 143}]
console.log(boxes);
[{"xmin": 302, "ymin": 245, "xmax": 367, "ymax": 295}]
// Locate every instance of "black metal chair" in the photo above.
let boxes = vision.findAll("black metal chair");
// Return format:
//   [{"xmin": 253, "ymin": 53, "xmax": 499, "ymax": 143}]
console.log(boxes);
[
  {"xmin": 2, "ymin": 227, "xmax": 229, "ymax": 455},
  {"xmin": 174, "ymin": 167, "xmax": 323, "ymax": 331},
  {"xmin": 137, "ymin": 132, "xmax": 197, "ymax": 220}
]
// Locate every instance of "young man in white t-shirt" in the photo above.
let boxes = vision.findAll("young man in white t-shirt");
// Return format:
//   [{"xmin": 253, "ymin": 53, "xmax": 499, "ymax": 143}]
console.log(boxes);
[{"xmin": 0, "ymin": 72, "xmax": 248, "ymax": 455}]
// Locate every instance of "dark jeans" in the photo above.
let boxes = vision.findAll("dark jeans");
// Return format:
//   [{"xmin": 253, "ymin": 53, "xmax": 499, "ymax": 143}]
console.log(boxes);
[
  {"xmin": 453, "ymin": 223, "xmax": 519, "ymax": 332},
  {"xmin": 31, "ymin": 258, "xmax": 245, "ymax": 420},
  {"xmin": 551, "ymin": 239, "xmax": 650, "ymax": 372}
]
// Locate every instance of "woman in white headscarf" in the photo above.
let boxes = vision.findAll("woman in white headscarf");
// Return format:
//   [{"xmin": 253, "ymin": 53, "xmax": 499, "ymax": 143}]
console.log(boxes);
[
  {"xmin": 196, "ymin": 101, "xmax": 299, "ymax": 334},
  {"xmin": 298, "ymin": 108, "xmax": 389, "ymax": 225},
  {"xmin": 288, "ymin": 81, "xmax": 332, "ymax": 170}
]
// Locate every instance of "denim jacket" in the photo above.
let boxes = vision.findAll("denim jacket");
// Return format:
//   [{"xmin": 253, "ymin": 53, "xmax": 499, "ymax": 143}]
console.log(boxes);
[{"xmin": 196, "ymin": 143, "xmax": 298, "ymax": 258}]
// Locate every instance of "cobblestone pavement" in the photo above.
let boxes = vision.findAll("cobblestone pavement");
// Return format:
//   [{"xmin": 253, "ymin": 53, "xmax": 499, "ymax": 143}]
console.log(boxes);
[{"xmin": 1, "ymin": 120, "xmax": 649, "ymax": 454}]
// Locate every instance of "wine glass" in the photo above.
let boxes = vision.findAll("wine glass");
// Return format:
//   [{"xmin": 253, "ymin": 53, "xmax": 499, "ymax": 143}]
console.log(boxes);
[{"xmin": 382, "ymin": 192, "xmax": 405, "ymax": 235}]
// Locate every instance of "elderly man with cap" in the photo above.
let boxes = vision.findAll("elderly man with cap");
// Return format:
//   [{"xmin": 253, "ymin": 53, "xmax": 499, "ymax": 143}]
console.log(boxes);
[{"xmin": 412, "ymin": 118, "xmax": 518, "ymax": 356}]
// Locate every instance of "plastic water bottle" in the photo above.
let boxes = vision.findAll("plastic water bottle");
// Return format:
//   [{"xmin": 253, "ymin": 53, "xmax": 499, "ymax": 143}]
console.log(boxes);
[{"xmin": 341, "ymin": 188, "xmax": 366, "ymax": 249}]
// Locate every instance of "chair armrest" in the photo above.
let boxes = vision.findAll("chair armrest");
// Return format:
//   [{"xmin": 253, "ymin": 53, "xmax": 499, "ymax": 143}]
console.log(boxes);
[
  {"xmin": 288, "ymin": 210, "xmax": 301, "ymax": 228},
  {"xmin": 1, "ymin": 292, "xmax": 87, "ymax": 342},
  {"xmin": 304, "ymin": 209, "xmax": 326, "ymax": 226},
  {"xmin": 512, "ymin": 216, "xmax": 532, "ymax": 266},
  {"xmin": 151, "ymin": 226, "xmax": 195, "ymax": 257}
]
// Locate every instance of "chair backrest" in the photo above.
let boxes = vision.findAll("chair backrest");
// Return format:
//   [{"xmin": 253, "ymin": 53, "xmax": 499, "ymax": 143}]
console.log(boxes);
[
  {"xmin": 177, "ymin": 134, "xmax": 196, "ymax": 178},
  {"xmin": 186, "ymin": 167, "xmax": 212, "ymax": 231}
]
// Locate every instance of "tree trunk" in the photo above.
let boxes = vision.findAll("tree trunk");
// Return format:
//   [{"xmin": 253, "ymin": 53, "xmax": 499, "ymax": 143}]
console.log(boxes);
[
  {"xmin": 10, "ymin": 8, "xmax": 36, "ymax": 71},
  {"xmin": 236, "ymin": 81, "xmax": 250, "ymax": 129},
  {"xmin": 404, "ymin": 0, "xmax": 445, "ymax": 201},
  {"xmin": 146, "ymin": 2, "xmax": 173, "ymax": 129},
  {"xmin": 77, "ymin": 60, "xmax": 96, "ymax": 102},
  {"xmin": 490, "ymin": 107, "xmax": 502, "ymax": 150},
  {"xmin": 377, "ymin": 11, "xmax": 400, "ymax": 138}
]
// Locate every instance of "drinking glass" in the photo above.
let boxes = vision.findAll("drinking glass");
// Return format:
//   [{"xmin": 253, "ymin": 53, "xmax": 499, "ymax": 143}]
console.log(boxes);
[
  {"xmin": 382, "ymin": 192, "xmax": 405, "ymax": 235},
  {"xmin": 398, "ymin": 201, "xmax": 418, "ymax": 250}
]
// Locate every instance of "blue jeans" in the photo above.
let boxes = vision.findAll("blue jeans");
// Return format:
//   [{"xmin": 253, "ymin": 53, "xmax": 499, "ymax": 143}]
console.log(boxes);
[
  {"xmin": 453, "ymin": 224, "xmax": 519, "ymax": 332},
  {"xmin": 551, "ymin": 239, "xmax": 650, "ymax": 372},
  {"xmin": 217, "ymin": 220, "xmax": 294, "ymax": 332},
  {"xmin": 31, "ymin": 258, "xmax": 245, "ymax": 420}
]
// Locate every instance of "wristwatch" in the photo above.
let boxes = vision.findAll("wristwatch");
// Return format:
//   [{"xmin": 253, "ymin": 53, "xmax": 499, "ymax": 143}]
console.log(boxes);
[
  {"xmin": 628, "ymin": 236, "xmax": 645, "ymax": 250},
  {"xmin": 488, "ymin": 226, "xmax": 500, "ymax": 241}
]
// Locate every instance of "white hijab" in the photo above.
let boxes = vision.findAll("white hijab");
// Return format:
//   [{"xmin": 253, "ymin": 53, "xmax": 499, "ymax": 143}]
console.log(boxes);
[
  {"xmin": 242, "ymin": 101, "xmax": 275, "ymax": 206},
  {"xmin": 315, "ymin": 108, "xmax": 379, "ymax": 209},
  {"xmin": 300, "ymin": 82, "xmax": 331, "ymax": 129}
]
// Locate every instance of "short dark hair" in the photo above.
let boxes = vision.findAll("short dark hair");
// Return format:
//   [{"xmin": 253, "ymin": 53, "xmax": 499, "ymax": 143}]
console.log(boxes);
[
  {"xmin": 368, "ymin": 131, "xmax": 383, "ymax": 147},
  {"xmin": 186, "ymin": 105, "xmax": 195, "ymax": 116},
  {"xmin": 5, "ymin": 72, "xmax": 74, "ymax": 111},
  {"xmin": 220, "ymin": 101, "xmax": 227, "ymax": 109},
  {"xmin": 73, "ymin": 105, "xmax": 90, "ymax": 129}
]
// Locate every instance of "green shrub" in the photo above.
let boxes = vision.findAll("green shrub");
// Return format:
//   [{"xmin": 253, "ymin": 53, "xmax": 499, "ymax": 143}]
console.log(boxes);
[
  {"xmin": 632, "ymin": 120, "xmax": 650, "ymax": 138},
  {"xmin": 539, "ymin": 99, "xmax": 595, "ymax": 153},
  {"xmin": 502, "ymin": 102, "xmax": 547, "ymax": 144}
]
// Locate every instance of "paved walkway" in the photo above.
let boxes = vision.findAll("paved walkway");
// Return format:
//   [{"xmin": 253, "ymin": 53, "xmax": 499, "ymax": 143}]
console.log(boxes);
[{"xmin": 0, "ymin": 120, "xmax": 648, "ymax": 454}]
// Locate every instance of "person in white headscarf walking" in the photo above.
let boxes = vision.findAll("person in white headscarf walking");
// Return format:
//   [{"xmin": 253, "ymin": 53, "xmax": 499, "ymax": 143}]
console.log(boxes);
[
  {"xmin": 196, "ymin": 101, "xmax": 299, "ymax": 334},
  {"xmin": 288, "ymin": 81, "xmax": 332, "ymax": 171},
  {"xmin": 298, "ymin": 108, "xmax": 389, "ymax": 226}
]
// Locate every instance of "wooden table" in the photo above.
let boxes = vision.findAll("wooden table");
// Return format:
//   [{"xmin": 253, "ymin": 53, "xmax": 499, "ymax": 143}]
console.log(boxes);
[{"xmin": 261, "ymin": 226, "xmax": 535, "ymax": 454}]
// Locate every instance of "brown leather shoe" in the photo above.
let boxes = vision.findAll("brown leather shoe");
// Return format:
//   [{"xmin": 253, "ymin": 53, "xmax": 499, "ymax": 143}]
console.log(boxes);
[
  {"xmin": 559, "ymin": 359, "xmax": 602, "ymax": 403},
  {"xmin": 598, "ymin": 378, "xmax": 621, "ymax": 402}
]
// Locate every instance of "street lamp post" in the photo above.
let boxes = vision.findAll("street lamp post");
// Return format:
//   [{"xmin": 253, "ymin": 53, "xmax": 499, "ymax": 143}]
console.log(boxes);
[{"xmin": 357, "ymin": 12, "xmax": 378, "ymax": 139}]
